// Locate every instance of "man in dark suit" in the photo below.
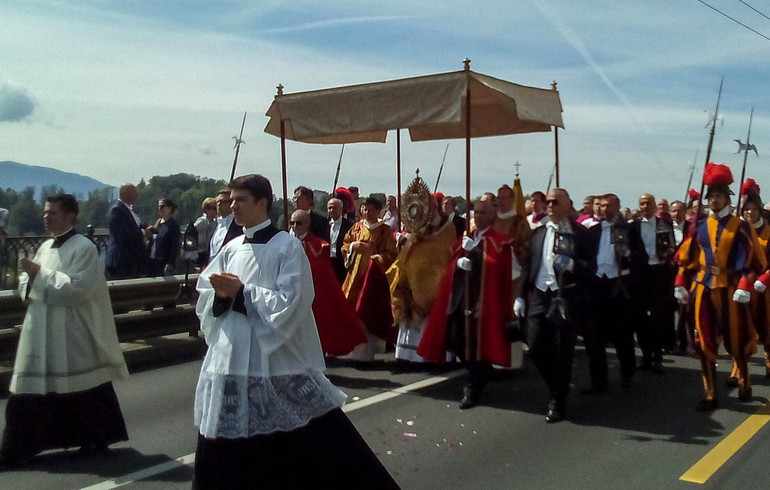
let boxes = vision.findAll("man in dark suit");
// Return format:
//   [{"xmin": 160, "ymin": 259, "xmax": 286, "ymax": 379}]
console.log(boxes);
[
  {"xmin": 327, "ymin": 198, "xmax": 354, "ymax": 284},
  {"xmin": 583, "ymin": 193, "xmax": 647, "ymax": 393},
  {"xmin": 634, "ymin": 193, "xmax": 677, "ymax": 372},
  {"xmin": 441, "ymin": 195, "xmax": 466, "ymax": 238},
  {"xmin": 105, "ymin": 183, "xmax": 146, "ymax": 279},
  {"xmin": 515, "ymin": 188, "xmax": 596, "ymax": 423},
  {"xmin": 294, "ymin": 186, "xmax": 330, "ymax": 242}
]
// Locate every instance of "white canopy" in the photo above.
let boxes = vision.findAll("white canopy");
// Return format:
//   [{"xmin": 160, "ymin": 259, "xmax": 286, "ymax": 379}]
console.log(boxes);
[{"xmin": 264, "ymin": 70, "xmax": 564, "ymax": 144}]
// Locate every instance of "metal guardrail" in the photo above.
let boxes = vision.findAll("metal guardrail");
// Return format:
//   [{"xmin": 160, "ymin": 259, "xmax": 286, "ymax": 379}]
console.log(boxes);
[
  {"xmin": 0, "ymin": 274, "xmax": 201, "ymax": 363},
  {"xmin": 1, "ymin": 233, "xmax": 109, "ymax": 290}
]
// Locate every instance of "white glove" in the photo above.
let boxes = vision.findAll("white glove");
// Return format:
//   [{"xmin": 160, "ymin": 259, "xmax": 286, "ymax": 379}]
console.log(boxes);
[
  {"xmin": 461, "ymin": 236, "xmax": 475, "ymax": 252},
  {"xmin": 456, "ymin": 257, "xmax": 472, "ymax": 271},
  {"xmin": 732, "ymin": 289, "xmax": 751, "ymax": 304},
  {"xmin": 163, "ymin": 264, "xmax": 174, "ymax": 276},
  {"xmin": 754, "ymin": 280, "xmax": 767, "ymax": 293},
  {"xmin": 513, "ymin": 298, "xmax": 526, "ymax": 318},
  {"xmin": 673, "ymin": 286, "xmax": 689, "ymax": 305}
]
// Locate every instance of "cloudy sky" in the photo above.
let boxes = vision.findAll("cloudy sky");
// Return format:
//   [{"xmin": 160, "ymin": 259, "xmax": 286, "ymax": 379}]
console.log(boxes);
[{"xmin": 2, "ymin": 0, "xmax": 769, "ymax": 207}]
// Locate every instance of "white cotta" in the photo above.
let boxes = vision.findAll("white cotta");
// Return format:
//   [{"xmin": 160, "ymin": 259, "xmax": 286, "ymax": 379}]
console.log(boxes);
[
  {"xmin": 12, "ymin": 234, "xmax": 128, "ymax": 395},
  {"xmin": 194, "ymin": 229, "xmax": 346, "ymax": 439}
]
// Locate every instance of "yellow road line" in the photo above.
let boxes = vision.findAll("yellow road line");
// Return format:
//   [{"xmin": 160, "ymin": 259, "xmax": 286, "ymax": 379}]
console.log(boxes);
[{"xmin": 680, "ymin": 404, "xmax": 770, "ymax": 484}]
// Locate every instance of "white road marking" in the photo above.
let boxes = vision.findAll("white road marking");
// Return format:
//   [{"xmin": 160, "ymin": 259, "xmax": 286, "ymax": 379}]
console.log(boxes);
[{"xmin": 79, "ymin": 369, "xmax": 464, "ymax": 489}]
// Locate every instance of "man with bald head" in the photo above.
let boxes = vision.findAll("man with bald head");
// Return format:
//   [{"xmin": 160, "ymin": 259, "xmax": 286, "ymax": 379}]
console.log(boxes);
[
  {"xmin": 634, "ymin": 193, "xmax": 676, "ymax": 373},
  {"xmin": 327, "ymin": 198, "xmax": 354, "ymax": 284},
  {"xmin": 515, "ymin": 188, "xmax": 596, "ymax": 423},
  {"xmin": 105, "ymin": 183, "xmax": 146, "ymax": 279}
]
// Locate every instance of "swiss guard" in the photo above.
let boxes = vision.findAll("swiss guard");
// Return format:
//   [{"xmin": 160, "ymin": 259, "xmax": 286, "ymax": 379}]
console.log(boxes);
[{"xmin": 674, "ymin": 163, "xmax": 765, "ymax": 410}]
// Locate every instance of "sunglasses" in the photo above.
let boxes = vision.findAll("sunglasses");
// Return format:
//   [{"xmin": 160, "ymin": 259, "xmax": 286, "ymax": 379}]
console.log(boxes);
[{"xmin": 546, "ymin": 199, "xmax": 559, "ymax": 206}]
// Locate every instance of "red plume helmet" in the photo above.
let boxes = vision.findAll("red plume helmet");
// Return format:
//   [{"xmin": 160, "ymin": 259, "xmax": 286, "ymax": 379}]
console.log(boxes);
[
  {"xmin": 432, "ymin": 192, "xmax": 445, "ymax": 204},
  {"xmin": 740, "ymin": 178, "xmax": 760, "ymax": 197},
  {"xmin": 703, "ymin": 162, "xmax": 733, "ymax": 186},
  {"xmin": 703, "ymin": 162, "xmax": 734, "ymax": 197},
  {"xmin": 334, "ymin": 187, "xmax": 354, "ymax": 213},
  {"xmin": 688, "ymin": 189, "xmax": 701, "ymax": 202}
]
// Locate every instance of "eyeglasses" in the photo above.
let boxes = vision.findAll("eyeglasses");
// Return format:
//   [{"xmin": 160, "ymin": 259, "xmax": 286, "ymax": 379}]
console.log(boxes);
[
  {"xmin": 158, "ymin": 204, "xmax": 166, "ymax": 209},
  {"xmin": 546, "ymin": 199, "xmax": 559, "ymax": 206},
  {"xmin": 289, "ymin": 221, "xmax": 306, "ymax": 226}
]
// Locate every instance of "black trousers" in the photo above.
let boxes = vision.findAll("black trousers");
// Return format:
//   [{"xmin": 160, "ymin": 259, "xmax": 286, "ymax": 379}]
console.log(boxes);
[
  {"xmin": 586, "ymin": 276, "xmax": 636, "ymax": 387},
  {"xmin": 193, "ymin": 408, "xmax": 400, "ymax": 490},
  {"xmin": 636, "ymin": 264, "xmax": 676, "ymax": 361},
  {"xmin": 526, "ymin": 288, "xmax": 577, "ymax": 411}
]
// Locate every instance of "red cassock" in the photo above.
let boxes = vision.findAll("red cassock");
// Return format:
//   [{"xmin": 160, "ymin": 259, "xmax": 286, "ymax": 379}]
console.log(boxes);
[
  {"xmin": 302, "ymin": 233, "xmax": 367, "ymax": 356},
  {"xmin": 417, "ymin": 229, "xmax": 512, "ymax": 366},
  {"xmin": 355, "ymin": 260, "xmax": 396, "ymax": 344}
]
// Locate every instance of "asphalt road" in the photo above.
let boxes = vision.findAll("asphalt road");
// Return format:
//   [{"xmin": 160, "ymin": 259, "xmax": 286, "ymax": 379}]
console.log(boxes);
[{"xmin": 1, "ymin": 345, "xmax": 769, "ymax": 490}]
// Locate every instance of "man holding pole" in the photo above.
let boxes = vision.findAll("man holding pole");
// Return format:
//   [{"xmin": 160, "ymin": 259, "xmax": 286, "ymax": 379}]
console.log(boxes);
[
  {"xmin": 419, "ymin": 197, "xmax": 512, "ymax": 409},
  {"xmin": 675, "ymin": 163, "xmax": 763, "ymax": 410}
]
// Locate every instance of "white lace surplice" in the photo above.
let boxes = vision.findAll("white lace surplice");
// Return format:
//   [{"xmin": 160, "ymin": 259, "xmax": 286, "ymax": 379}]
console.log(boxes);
[{"xmin": 194, "ymin": 231, "xmax": 346, "ymax": 439}]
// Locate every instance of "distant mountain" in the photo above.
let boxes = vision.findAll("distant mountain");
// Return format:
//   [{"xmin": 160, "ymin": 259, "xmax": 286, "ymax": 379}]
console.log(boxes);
[{"xmin": 0, "ymin": 161, "xmax": 112, "ymax": 199}]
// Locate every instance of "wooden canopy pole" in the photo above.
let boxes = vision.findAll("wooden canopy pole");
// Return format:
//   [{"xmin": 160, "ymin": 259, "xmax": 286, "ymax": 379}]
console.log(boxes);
[
  {"xmin": 551, "ymin": 81, "xmax": 560, "ymax": 187},
  {"xmin": 462, "ymin": 57, "xmax": 474, "ymax": 362},
  {"xmin": 277, "ymin": 83, "xmax": 289, "ymax": 230},
  {"xmin": 396, "ymin": 129, "xmax": 402, "ymax": 232}
]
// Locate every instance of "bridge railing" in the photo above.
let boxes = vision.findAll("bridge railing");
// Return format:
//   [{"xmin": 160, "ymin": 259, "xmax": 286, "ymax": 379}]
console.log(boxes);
[
  {"xmin": 0, "ymin": 274, "xmax": 201, "ymax": 363},
  {"xmin": 1, "ymin": 233, "xmax": 109, "ymax": 290}
]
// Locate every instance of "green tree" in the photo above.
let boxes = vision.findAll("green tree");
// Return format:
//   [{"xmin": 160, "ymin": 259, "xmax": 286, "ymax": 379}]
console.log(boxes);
[
  {"xmin": 78, "ymin": 187, "xmax": 115, "ymax": 229},
  {"xmin": 8, "ymin": 187, "xmax": 42, "ymax": 235}
]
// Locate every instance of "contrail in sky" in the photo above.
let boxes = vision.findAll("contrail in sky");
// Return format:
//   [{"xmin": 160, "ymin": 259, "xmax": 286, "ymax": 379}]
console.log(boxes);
[
  {"xmin": 530, "ymin": 0, "xmax": 652, "ymax": 135},
  {"xmin": 254, "ymin": 15, "xmax": 429, "ymax": 35}
]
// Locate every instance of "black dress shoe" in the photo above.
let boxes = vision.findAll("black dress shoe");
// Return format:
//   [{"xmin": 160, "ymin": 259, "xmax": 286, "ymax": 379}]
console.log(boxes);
[
  {"xmin": 738, "ymin": 387, "xmax": 753, "ymax": 401},
  {"xmin": 545, "ymin": 408, "xmax": 564, "ymax": 423},
  {"xmin": 726, "ymin": 376, "xmax": 739, "ymax": 388},
  {"xmin": 459, "ymin": 395, "xmax": 477, "ymax": 410},
  {"xmin": 79, "ymin": 442, "xmax": 109, "ymax": 455},
  {"xmin": 696, "ymin": 398, "xmax": 718, "ymax": 411},
  {"xmin": 651, "ymin": 360, "xmax": 664, "ymax": 375},
  {"xmin": 580, "ymin": 385, "xmax": 607, "ymax": 395}
]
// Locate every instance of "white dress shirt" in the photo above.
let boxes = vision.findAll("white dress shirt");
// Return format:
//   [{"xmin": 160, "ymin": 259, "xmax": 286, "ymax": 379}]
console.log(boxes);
[
  {"xmin": 596, "ymin": 220, "xmax": 619, "ymax": 279},
  {"xmin": 209, "ymin": 213, "xmax": 235, "ymax": 260},
  {"xmin": 673, "ymin": 220, "xmax": 685, "ymax": 246},
  {"xmin": 329, "ymin": 217, "xmax": 342, "ymax": 258},
  {"xmin": 535, "ymin": 222, "xmax": 559, "ymax": 292},
  {"xmin": 639, "ymin": 215, "xmax": 659, "ymax": 265}
]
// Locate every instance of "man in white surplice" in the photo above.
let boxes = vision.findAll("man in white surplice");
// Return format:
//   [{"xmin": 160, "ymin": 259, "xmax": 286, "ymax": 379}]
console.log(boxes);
[
  {"xmin": 1, "ymin": 194, "xmax": 128, "ymax": 468},
  {"xmin": 192, "ymin": 174, "xmax": 398, "ymax": 490}
]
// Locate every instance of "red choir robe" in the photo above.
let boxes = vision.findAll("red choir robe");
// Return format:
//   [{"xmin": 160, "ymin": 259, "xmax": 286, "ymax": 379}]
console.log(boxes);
[
  {"xmin": 417, "ymin": 228, "xmax": 513, "ymax": 366},
  {"xmin": 301, "ymin": 232, "xmax": 367, "ymax": 356}
]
